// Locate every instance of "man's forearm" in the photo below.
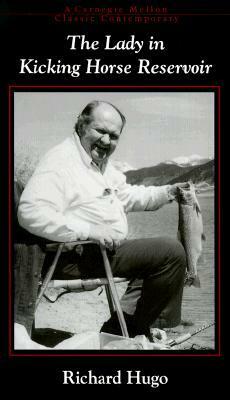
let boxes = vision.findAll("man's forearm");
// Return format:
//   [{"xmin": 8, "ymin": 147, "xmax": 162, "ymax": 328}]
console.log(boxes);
[
  {"xmin": 119, "ymin": 183, "xmax": 173, "ymax": 212},
  {"xmin": 18, "ymin": 203, "xmax": 90, "ymax": 242}
]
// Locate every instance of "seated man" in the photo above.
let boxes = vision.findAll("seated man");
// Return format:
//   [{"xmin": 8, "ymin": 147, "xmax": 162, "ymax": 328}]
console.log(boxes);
[{"xmin": 16, "ymin": 100, "xmax": 187, "ymax": 346}]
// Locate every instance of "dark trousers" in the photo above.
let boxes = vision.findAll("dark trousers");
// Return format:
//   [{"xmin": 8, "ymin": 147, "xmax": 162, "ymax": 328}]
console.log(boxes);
[{"xmin": 47, "ymin": 236, "xmax": 186, "ymax": 334}]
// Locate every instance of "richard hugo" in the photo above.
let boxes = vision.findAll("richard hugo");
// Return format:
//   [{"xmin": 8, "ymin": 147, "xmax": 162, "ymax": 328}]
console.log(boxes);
[{"xmin": 62, "ymin": 370, "xmax": 168, "ymax": 388}]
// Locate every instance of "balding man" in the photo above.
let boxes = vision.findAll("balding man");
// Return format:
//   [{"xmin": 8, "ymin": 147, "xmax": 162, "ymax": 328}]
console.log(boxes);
[{"xmin": 17, "ymin": 100, "xmax": 187, "ymax": 344}]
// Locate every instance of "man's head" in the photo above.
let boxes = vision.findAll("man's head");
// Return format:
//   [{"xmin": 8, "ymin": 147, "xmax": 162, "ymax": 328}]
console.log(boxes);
[{"xmin": 75, "ymin": 101, "xmax": 126, "ymax": 166}]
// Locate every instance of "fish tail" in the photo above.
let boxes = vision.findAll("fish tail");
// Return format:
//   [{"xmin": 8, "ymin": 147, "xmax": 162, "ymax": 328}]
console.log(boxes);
[
  {"xmin": 192, "ymin": 275, "xmax": 201, "ymax": 288},
  {"xmin": 184, "ymin": 274, "xmax": 201, "ymax": 288}
]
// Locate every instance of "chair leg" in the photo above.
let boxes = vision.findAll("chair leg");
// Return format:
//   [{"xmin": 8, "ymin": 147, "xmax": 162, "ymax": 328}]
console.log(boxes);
[
  {"xmin": 100, "ymin": 245, "xmax": 129, "ymax": 337},
  {"xmin": 105, "ymin": 284, "xmax": 115, "ymax": 316},
  {"xmin": 35, "ymin": 243, "xmax": 64, "ymax": 311}
]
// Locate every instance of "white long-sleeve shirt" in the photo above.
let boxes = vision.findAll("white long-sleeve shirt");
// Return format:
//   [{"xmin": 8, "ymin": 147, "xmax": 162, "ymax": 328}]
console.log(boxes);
[{"xmin": 18, "ymin": 133, "xmax": 173, "ymax": 243}]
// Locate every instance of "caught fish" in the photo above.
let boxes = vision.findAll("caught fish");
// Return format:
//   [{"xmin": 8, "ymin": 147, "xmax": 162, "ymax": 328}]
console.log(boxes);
[{"xmin": 177, "ymin": 181, "xmax": 205, "ymax": 287}]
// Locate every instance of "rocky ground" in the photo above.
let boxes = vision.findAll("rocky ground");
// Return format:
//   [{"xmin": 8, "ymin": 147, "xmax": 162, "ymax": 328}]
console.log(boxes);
[{"xmin": 34, "ymin": 282, "xmax": 215, "ymax": 351}]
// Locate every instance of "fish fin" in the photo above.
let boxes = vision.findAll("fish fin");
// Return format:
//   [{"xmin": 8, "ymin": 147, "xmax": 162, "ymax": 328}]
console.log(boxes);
[
  {"xmin": 201, "ymin": 233, "xmax": 206, "ymax": 241},
  {"xmin": 194, "ymin": 202, "xmax": 201, "ymax": 215}
]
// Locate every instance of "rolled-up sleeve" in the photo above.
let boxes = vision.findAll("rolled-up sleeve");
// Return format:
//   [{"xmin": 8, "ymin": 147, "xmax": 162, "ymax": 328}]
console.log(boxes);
[
  {"xmin": 115, "ymin": 171, "xmax": 172, "ymax": 212},
  {"xmin": 18, "ymin": 170, "xmax": 90, "ymax": 242}
]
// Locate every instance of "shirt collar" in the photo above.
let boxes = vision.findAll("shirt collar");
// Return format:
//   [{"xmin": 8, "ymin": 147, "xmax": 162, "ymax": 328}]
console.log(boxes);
[
  {"xmin": 72, "ymin": 132, "xmax": 108, "ymax": 173},
  {"xmin": 73, "ymin": 132, "xmax": 92, "ymax": 168}
]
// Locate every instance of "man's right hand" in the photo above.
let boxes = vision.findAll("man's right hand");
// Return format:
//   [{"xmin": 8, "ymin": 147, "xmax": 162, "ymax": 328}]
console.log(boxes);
[{"xmin": 88, "ymin": 225, "xmax": 120, "ymax": 251}]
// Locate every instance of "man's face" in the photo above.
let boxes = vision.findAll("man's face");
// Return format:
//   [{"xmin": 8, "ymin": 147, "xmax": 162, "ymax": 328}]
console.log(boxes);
[{"xmin": 79, "ymin": 104, "xmax": 123, "ymax": 165}]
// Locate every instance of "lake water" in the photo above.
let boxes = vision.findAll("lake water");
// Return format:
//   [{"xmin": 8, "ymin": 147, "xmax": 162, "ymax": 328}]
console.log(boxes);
[{"xmin": 127, "ymin": 195, "xmax": 215, "ymax": 349}]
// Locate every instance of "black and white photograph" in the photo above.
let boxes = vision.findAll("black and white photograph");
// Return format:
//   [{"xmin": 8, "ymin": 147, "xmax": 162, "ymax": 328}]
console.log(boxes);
[{"xmin": 13, "ymin": 90, "xmax": 215, "ymax": 352}]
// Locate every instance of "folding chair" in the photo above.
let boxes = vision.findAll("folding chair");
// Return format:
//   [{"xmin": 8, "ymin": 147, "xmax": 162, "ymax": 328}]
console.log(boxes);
[{"xmin": 14, "ymin": 181, "xmax": 129, "ymax": 338}]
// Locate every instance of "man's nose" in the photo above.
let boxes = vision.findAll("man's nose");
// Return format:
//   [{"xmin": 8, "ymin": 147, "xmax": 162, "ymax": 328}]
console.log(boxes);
[{"xmin": 100, "ymin": 134, "xmax": 110, "ymax": 145}]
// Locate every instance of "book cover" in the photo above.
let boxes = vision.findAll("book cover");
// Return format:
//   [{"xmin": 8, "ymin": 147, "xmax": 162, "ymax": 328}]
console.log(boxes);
[{"xmin": 0, "ymin": 0, "xmax": 226, "ymax": 393}]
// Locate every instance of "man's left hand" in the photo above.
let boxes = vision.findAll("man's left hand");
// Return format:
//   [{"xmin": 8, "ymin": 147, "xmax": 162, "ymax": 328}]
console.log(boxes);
[{"xmin": 168, "ymin": 182, "xmax": 190, "ymax": 201}]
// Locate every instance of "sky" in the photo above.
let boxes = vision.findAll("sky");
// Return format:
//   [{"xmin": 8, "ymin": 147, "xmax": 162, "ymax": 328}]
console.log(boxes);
[{"xmin": 14, "ymin": 91, "xmax": 214, "ymax": 169}]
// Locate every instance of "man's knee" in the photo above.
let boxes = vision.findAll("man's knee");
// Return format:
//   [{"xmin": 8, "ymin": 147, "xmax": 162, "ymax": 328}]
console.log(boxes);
[{"xmin": 164, "ymin": 237, "xmax": 186, "ymax": 270}]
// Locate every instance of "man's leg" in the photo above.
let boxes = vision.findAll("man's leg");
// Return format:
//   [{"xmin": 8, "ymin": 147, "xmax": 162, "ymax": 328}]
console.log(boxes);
[
  {"xmin": 43, "ymin": 238, "xmax": 186, "ymax": 336},
  {"xmin": 120, "ymin": 278, "xmax": 184, "ymax": 329},
  {"xmin": 102, "ymin": 236, "xmax": 186, "ymax": 336}
]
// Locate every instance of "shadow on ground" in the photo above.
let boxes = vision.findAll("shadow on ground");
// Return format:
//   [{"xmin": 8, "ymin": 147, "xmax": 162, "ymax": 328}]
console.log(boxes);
[{"xmin": 32, "ymin": 328, "xmax": 74, "ymax": 348}]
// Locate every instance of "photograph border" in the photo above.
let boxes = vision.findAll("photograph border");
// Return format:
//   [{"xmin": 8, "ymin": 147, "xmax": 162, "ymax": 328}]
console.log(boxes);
[{"xmin": 9, "ymin": 85, "xmax": 221, "ymax": 358}]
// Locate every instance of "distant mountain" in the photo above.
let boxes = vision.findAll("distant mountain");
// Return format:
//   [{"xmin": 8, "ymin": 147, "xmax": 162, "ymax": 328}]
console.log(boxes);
[
  {"xmin": 125, "ymin": 159, "xmax": 214, "ymax": 187},
  {"xmin": 166, "ymin": 154, "xmax": 212, "ymax": 167},
  {"xmin": 125, "ymin": 163, "xmax": 193, "ymax": 186},
  {"xmin": 168, "ymin": 159, "xmax": 214, "ymax": 186}
]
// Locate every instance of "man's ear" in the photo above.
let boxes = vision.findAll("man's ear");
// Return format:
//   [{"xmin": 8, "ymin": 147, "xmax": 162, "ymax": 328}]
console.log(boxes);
[
  {"xmin": 76, "ymin": 122, "xmax": 82, "ymax": 137},
  {"xmin": 77, "ymin": 122, "xmax": 87, "ymax": 138}
]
